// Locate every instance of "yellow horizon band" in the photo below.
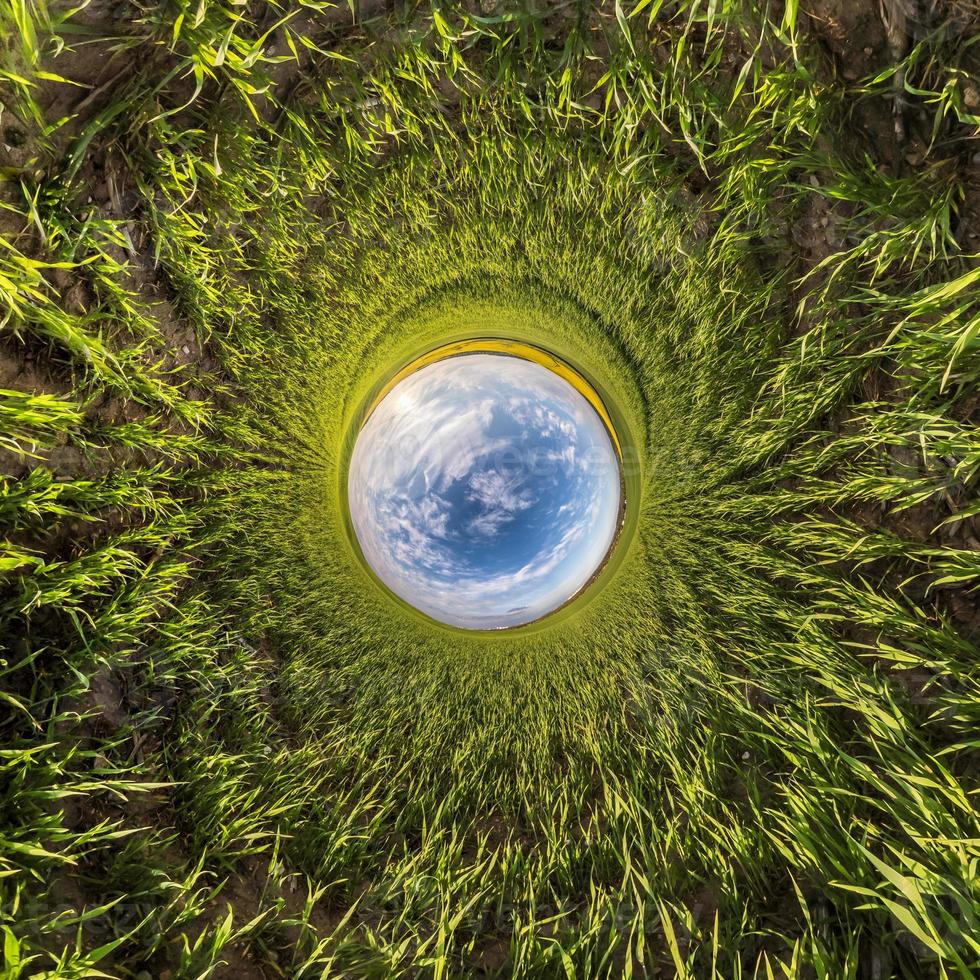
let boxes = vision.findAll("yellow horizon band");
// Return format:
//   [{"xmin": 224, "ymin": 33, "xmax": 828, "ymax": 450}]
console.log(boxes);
[{"xmin": 361, "ymin": 338, "xmax": 623, "ymax": 459}]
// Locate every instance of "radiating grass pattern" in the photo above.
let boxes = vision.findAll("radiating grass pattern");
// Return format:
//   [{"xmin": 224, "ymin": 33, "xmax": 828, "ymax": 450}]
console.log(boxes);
[{"xmin": 1, "ymin": 1, "xmax": 978, "ymax": 976}]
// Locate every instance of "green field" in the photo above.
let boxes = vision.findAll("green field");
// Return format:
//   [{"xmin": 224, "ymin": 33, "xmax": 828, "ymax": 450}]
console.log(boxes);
[{"xmin": 1, "ymin": 1, "xmax": 979, "ymax": 976}]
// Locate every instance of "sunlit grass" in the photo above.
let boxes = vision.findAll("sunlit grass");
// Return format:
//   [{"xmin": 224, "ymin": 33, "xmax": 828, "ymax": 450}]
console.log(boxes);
[{"xmin": 1, "ymin": 1, "xmax": 978, "ymax": 976}]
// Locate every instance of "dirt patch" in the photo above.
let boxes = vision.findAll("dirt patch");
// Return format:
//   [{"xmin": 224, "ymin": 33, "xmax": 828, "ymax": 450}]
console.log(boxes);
[{"xmin": 805, "ymin": 0, "xmax": 890, "ymax": 80}]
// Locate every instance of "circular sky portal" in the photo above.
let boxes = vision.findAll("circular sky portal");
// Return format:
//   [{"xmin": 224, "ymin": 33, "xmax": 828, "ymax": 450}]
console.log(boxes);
[{"xmin": 348, "ymin": 347, "xmax": 622, "ymax": 630}]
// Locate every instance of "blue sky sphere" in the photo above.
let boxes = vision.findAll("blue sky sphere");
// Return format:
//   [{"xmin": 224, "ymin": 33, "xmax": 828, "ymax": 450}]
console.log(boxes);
[{"xmin": 347, "ymin": 353, "xmax": 622, "ymax": 629}]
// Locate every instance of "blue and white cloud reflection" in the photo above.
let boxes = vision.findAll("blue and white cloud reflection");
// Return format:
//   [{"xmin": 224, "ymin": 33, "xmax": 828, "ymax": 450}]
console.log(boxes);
[{"xmin": 348, "ymin": 353, "xmax": 622, "ymax": 629}]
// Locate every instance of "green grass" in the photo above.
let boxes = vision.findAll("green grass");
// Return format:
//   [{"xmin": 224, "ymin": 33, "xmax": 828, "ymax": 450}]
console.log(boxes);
[{"xmin": 1, "ymin": 0, "xmax": 978, "ymax": 976}]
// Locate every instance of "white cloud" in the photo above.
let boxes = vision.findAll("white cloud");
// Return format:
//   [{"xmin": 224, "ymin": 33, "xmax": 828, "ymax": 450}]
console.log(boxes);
[{"xmin": 348, "ymin": 354, "xmax": 621, "ymax": 628}]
